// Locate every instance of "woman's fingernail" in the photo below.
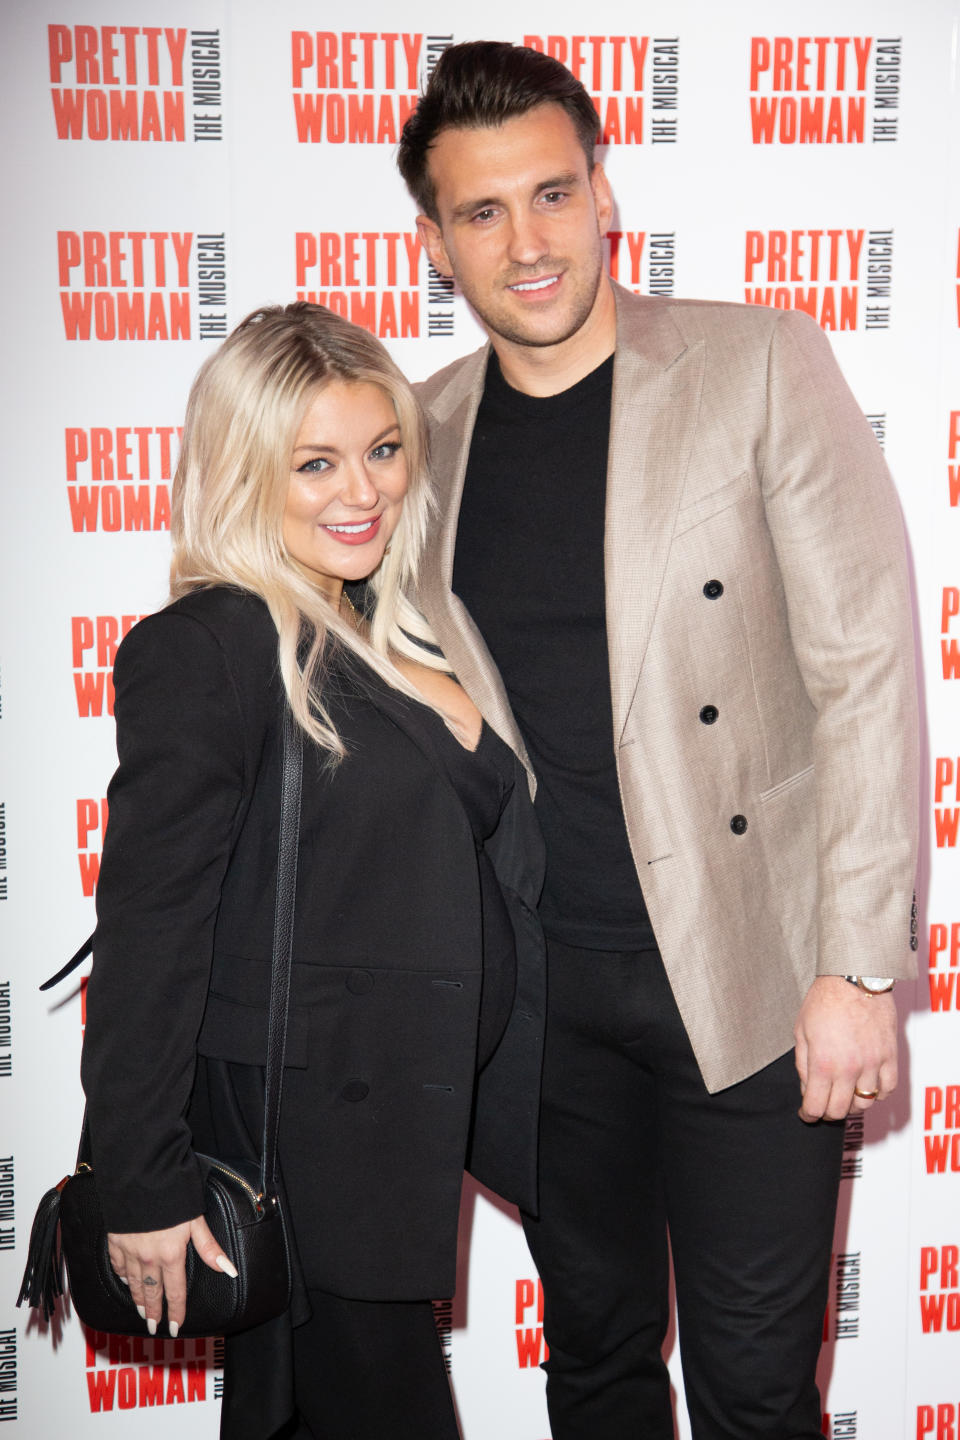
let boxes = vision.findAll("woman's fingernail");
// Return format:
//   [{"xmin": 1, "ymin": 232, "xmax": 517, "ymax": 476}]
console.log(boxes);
[
  {"xmin": 169, "ymin": 1322, "xmax": 179, "ymax": 1339},
  {"xmin": 120, "ymin": 1277, "xmax": 129, "ymax": 1286},
  {"xmin": 147, "ymin": 1318, "xmax": 157, "ymax": 1336},
  {"xmin": 136, "ymin": 1305, "xmax": 146, "ymax": 1320},
  {"xmin": 215, "ymin": 1255, "xmax": 239, "ymax": 1279}
]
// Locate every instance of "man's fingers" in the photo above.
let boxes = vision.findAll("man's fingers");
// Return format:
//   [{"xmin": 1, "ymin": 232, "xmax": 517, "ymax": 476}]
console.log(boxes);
[{"xmin": 798, "ymin": 1072, "xmax": 830, "ymax": 1123}]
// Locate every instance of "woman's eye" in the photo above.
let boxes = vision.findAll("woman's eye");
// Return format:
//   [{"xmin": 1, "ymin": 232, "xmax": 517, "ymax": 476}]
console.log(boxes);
[
  {"xmin": 369, "ymin": 441, "xmax": 401, "ymax": 462},
  {"xmin": 297, "ymin": 455, "xmax": 331, "ymax": 474}
]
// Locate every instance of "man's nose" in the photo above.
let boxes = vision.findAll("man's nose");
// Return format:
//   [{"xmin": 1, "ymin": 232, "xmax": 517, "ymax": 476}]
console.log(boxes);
[{"xmin": 505, "ymin": 211, "xmax": 549, "ymax": 267}]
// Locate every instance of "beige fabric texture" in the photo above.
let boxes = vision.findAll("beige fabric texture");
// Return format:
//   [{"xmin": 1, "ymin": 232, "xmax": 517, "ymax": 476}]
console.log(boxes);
[{"xmin": 416, "ymin": 284, "xmax": 919, "ymax": 1093}]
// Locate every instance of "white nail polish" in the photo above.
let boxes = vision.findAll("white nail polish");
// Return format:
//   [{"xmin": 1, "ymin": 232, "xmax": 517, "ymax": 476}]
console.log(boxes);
[
  {"xmin": 147, "ymin": 1318, "xmax": 157, "ymax": 1336},
  {"xmin": 169, "ymin": 1322, "xmax": 180, "ymax": 1339},
  {"xmin": 215, "ymin": 1254, "xmax": 239, "ymax": 1279},
  {"xmin": 120, "ymin": 1277, "xmax": 129, "ymax": 1286},
  {"xmin": 136, "ymin": 1305, "xmax": 146, "ymax": 1320}
]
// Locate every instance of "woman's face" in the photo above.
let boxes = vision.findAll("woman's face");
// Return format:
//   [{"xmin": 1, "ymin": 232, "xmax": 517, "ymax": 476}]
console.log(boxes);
[{"xmin": 283, "ymin": 380, "xmax": 408, "ymax": 602}]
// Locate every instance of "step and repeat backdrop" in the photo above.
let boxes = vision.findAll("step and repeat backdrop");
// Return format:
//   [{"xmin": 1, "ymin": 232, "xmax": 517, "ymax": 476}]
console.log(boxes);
[{"xmin": 1, "ymin": 1, "xmax": 958, "ymax": 1436}]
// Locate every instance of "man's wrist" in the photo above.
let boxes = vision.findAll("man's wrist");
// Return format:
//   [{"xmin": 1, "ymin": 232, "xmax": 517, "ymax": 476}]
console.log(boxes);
[{"xmin": 843, "ymin": 975, "xmax": 895, "ymax": 996}]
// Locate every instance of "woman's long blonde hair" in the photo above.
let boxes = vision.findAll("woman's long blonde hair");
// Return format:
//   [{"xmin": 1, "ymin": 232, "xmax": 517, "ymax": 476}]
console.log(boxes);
[{"xmin": 170, "ymin": 302, "xmax": 447, "ymax": 755}]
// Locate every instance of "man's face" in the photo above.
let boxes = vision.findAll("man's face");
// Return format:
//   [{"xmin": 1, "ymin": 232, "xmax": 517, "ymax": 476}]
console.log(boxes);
[{"xmin": 416, "ymin": 104, "xmax": 613, "ymax": 351}]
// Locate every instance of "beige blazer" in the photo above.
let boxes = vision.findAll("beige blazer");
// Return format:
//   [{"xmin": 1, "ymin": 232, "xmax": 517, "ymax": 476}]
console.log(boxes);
[{"xmin": 416, "ymin": 283, "xmax": 919, "ymax": 1092}]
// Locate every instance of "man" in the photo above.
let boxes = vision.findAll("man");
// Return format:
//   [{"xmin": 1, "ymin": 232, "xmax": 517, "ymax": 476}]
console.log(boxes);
[{"xmin": 397, "ymin": 41, "xmax": 919, "ymax": 1440}]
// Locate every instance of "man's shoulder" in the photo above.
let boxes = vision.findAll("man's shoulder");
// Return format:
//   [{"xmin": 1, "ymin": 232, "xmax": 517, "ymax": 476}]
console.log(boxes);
[
  {"xmin": 614, "ymin": 285, "xmax": 807, "ymax": 348},
  {"xmin": 414, "ymin": 343, "xmax": 489, "ymax": 416}
]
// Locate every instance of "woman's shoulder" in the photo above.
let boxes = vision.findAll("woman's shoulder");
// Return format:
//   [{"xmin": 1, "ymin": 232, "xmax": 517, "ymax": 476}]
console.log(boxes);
[
  {"xmin": 127, "ymin": 586, "xmax": 273, "ymax": 654},
  {"xmin": 165, "ymin": 584, "xmax": 273, "ymax": 634},
  {"xmin": 116, "ymin": 586, "xmax": 278, "ymax": 693}
]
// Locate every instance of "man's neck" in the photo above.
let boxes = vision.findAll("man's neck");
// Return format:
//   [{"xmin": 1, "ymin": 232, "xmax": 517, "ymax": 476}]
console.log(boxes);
[{"xmin": 490, "ymin": 276, "xmax": 617, "ymax": 397}]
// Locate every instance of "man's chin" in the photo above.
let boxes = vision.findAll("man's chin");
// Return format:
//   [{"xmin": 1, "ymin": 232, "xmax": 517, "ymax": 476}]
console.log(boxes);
[{"xmin": 471, "ymin": 303, "xmax": 596, "ymax": 350}]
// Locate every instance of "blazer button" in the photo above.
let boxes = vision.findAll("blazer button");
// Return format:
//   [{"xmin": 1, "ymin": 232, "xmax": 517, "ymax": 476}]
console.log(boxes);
[
  {"xmin": 699, "ymin": 705, "xmax": 719, "ymax": 725},
  {"xmin": 346, "ymin": 969, "xmax": 374, "ymax": 995},
  {"xmin": 340, "ymin": 1080, "xmax": 370, "ymax": 1102},
  {"xmin": 730, "ymin": 814, "xmax": 748, "ymax": 835},
  {"xmin": 703, "ymin": 579, "xmax": 724, "ymax": 599}
]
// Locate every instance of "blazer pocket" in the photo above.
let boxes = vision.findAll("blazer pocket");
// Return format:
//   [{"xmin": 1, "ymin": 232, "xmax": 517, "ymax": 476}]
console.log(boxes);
[
  {"xmin": 197, "ymin": 991, "xmax": 309, "ymax": 1067},
  {"xmin": 674, "ymin": 470, "xmax": 753, "ymax": 536},
  {"xmin": 759, "ymin": 763, "xmax": 814, "ymax": 804}
]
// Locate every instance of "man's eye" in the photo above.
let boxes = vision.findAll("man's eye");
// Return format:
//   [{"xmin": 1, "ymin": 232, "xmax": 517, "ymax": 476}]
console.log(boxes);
[
  {"xmin": 542, "ymin": 191, "xmax": 567, "ymax": 204},
  {"xmin": 472, "ymin": 208, "xmax": 497, "ymax": 223}
]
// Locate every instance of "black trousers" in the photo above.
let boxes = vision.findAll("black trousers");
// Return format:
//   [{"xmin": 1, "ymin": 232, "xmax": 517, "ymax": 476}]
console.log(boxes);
[
  {"xmin": 521, "ymin": 940, "xmax": 845, "ymax": 1440},
  {"xmin": 196, "ymin": 1058, "xmax": 460, "ymax": 1440},
  {"xmin": 274, "ymin": 1290, "xmax": 459, "ymax": 1440}
]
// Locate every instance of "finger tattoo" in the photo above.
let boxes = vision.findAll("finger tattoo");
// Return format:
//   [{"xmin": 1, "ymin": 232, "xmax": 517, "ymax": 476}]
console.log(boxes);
[{"xmin": 142, "ymin": 1276, "xmax": 158, "ymax": 1286}]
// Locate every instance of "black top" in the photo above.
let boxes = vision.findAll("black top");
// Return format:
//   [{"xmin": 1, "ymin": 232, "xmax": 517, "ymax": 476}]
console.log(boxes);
[
  {"xmin": 425, "ymin": 719, "xmax": 518, "ymax": 1065},
  {"xmin": 453, "ymin": 352, "xmax": 655, "ymax": 950}
]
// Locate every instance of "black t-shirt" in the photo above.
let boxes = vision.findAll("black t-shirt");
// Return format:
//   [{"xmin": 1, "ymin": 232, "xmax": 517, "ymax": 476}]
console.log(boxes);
[{"xmin": 453, "ymin": 351, "xmax": 655, "ymax": 950}]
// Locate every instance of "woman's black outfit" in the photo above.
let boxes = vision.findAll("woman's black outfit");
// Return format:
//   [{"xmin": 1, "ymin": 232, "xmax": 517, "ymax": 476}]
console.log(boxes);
[{"xmin": 81, "ymin": 585, "xmax": 546, "ymax": 1437}]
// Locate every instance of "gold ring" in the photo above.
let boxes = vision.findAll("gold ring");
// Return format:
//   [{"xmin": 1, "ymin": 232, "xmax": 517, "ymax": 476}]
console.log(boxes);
[{"xmin": 854, "ymin": 1087, "xmax": 880, "ymax": 1100}]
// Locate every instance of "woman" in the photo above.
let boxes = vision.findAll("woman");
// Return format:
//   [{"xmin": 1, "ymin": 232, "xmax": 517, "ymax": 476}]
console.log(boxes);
[{"xmin": 80, "ymin": 303, "xmax": 545, "ymax": 1439}]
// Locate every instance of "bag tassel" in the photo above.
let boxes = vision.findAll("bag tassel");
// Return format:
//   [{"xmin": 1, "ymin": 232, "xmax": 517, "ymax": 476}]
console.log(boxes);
[{"xmin": 16, "ymin": 1178, "xmax": 69, "ymax": 1321}]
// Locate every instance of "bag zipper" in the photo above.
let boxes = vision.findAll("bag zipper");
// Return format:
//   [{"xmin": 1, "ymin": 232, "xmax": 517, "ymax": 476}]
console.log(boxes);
[{"xmin": 205, "ymin": 1161, "xmax": 265, "ymax": 1216}]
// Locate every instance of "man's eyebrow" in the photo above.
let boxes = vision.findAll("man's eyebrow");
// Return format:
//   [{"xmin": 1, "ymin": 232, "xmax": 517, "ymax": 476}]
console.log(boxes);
[
  {"xmin": 450, "ymin": 194, "xmax": 499, "ymax": 221},
  {"xmin": 449, "ymin": 172, "xmax": 584, "ymax": 221}
]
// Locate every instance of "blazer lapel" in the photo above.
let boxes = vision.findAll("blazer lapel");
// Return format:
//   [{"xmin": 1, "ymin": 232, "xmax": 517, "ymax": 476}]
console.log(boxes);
[
  {"xmin": 418, "ymin": 349, "xmax": 533, "ymax": 775},
  {"xmin": 605, "ymin": 286, "xmax": 706, "ymax": 741}
]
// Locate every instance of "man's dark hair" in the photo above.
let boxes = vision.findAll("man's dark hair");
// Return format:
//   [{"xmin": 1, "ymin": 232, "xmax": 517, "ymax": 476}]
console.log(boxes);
[{"xmin": 397, "ymin": 41, "xmax": 600, "ymax": 221}]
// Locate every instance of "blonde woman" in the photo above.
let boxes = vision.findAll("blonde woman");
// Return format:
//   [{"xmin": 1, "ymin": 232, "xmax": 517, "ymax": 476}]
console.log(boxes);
[{"xmin": 80, "ymin": 303, "xmax": 545, "ymax": 1440}]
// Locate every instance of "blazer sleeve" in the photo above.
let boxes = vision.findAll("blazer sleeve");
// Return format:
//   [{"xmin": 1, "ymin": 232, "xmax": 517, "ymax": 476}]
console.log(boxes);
[
  {"xmin": 760, "ymin": 308, "xmax": 919, "ymax": 979},
  {"xmin": 81, "ymin": 608, "xmax": 249, "ymax": 1233}
]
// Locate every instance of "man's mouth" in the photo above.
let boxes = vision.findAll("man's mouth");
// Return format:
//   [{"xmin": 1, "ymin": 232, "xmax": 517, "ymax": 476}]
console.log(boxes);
[{"xmin": 508, "ymin": 274, "xmax": 561, "ymax": 293}]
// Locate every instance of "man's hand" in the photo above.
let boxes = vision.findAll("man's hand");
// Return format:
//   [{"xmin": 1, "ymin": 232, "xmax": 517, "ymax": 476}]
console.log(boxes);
[
  {"xmin": 794, "ymin": 975, "xmax": 898, "ymax": 1123},
  {"xmin": 107, "ymin": 1215, "xmax": 237, "ymax": 1336}
]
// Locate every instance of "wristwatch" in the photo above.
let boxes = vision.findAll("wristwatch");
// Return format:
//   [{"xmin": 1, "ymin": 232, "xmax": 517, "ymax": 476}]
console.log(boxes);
[{"xmin": 844, "ymin": 975, "xmax": 895, "ymax": 995}]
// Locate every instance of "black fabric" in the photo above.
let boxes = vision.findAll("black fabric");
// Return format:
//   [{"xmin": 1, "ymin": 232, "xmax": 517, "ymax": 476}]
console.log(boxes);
[
  {"xmin": 421, "ymin": 719, "xmax": 518, "ymax": 1067},
  {"xmin": 452, "ymin": 352, "xmax": 655, "ymax": 950},
  {"xmin": 282, "ymin": 1288, "xmax": 458, "ymax": 1440},
  {"xmin": 81, "ymin": 588, "xmax": 546, "ymax": 1440},
  {"xmin": 521, "ymin": 939, "xmax": 844, "ymax": 1440},
  {"xmin": 82, "ymin": 588, "xmax": 545, "ymax": 1303}
]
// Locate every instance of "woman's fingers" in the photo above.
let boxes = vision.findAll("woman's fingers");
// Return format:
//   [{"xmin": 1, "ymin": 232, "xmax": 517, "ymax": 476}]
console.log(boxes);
[
  {"xmin": 189, "ymin": 1214, "xmax": 238, "ymax": 1278},
  {"xmin": 107, "ymin": 1221, "xmax": 201, "ymax": 1335},
  {"xmin": 106, "ymin": 1217, "xmax": 237, "ymax": 1337},
  {"xmin": 125, "ymin": 1257, "xmax": 164, "ymax": 1334},
  {"xmin": 160, "ymin": 1253, "xmax": 188, "ymax": 1335}
]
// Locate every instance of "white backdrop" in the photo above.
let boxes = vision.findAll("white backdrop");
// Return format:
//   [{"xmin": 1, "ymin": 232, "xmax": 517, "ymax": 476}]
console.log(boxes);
[{"xmin": 1, "ymin": 3, "xmax": 958, "ymax": 1436}]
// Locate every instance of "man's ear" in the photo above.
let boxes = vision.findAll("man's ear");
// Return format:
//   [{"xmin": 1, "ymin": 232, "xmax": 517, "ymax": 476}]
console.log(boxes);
[
  {"xmin": 590, "ymin": 162, "xmax": 614, "ymax": 238},
  {"xmin": 417, "ymin": 214, "xmax": 453, "ymax": 279}
]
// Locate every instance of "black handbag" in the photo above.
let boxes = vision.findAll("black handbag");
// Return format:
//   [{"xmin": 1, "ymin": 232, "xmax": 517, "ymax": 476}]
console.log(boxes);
[{"xmin": 18, "ymin": 708, "xmax": 303, "ymax": 1338}]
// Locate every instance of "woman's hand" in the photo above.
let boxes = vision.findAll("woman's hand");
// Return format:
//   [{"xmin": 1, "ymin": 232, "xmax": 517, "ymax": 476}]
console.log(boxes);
[{"xmin": 107, "ymin": 1216, "xmax": 238, "ymax": 1336}]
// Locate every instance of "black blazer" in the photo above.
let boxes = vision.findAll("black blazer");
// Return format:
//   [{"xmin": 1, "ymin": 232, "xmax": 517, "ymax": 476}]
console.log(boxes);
[{"xmin": 81, "ymin": 586, "xmax": 545, "ymax": 1300}]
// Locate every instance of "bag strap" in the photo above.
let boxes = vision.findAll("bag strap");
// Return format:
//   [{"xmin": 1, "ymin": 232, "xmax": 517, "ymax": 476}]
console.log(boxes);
[
  {"xmin": 260, "ymin": 706, "xmax": 303, "ymax": 1196},
  {"xmin": 40, "ymin": 934, "xmax": 93, "ymax": 991}
]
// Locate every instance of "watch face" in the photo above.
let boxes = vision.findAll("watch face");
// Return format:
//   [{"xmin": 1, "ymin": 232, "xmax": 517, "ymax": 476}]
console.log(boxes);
[{"xmin": 859, "ymin": 976, "xmax": 895, "ymax": 993}]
